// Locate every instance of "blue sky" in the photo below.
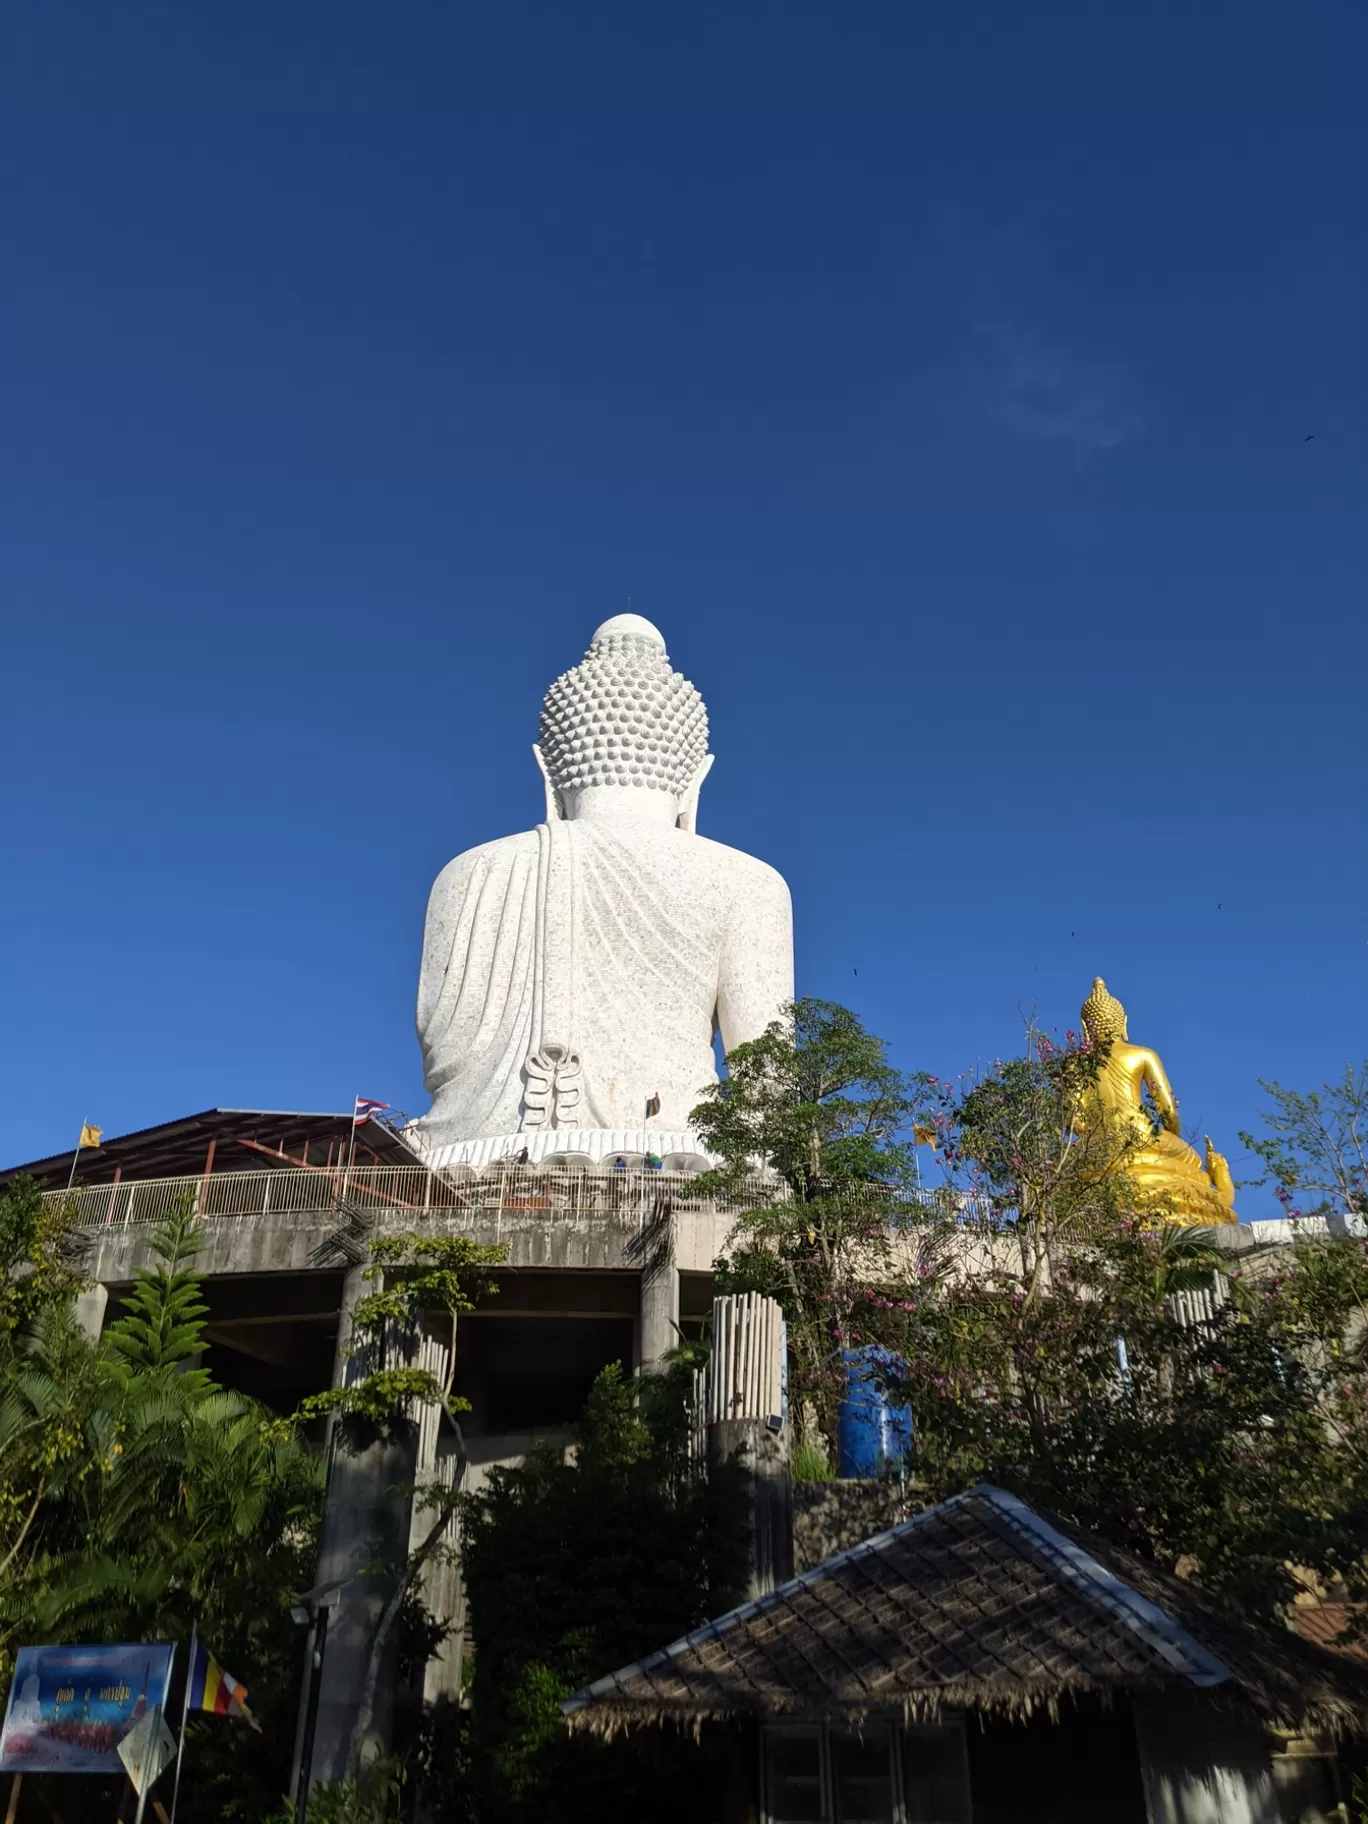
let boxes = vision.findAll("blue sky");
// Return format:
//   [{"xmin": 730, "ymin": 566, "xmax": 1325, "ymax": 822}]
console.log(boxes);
[{"xmin": 2, "ymin": 1, "xmax": 1364, "ymax": 1215}]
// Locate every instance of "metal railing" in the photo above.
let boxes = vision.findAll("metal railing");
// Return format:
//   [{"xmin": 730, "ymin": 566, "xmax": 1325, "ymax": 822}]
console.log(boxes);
[{"xmin": 43, "ymin": 1163, "xmax": 781, "ymax": 1231}]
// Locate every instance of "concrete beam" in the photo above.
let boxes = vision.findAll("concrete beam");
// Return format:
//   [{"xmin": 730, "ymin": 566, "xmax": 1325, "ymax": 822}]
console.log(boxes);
[{"xmin": 80, "ymin": 1204, "xmax": 736, "ymax": 1286}]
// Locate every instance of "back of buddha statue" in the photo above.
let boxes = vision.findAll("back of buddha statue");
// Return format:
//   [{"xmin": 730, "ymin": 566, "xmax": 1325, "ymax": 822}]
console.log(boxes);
[{"xmin": 413, "ymin": 615, "xmax": 793, "ymax": 1164}]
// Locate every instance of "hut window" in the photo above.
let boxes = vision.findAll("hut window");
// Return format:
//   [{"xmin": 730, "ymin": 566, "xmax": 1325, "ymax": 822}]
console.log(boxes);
[
  {"xmin": 762, "ymin": 1723, "xmax": 969, "ymax": 1824},
  {"xmin": 901, "ymin": 1726, "xmax": 971, "ymax": 1823},
  {"xmin": 831, "ymin": 1729, "xmax": 896, "ymax": 1821},
  {"xmin": 765, "ymin": 1728, "xmax": 825, "ymax": 1821}
]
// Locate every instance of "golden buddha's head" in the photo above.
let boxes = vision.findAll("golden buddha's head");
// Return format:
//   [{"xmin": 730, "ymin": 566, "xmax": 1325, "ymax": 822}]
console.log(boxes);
[{"xmin": 1081, "ymin": 977, "xmax": 1128, "ymax": 1046}]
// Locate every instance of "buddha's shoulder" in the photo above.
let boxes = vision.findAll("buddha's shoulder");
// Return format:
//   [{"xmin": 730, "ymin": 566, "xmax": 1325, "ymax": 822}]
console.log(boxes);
[
  {"xmin": 430, "ymin": 829, "xmax": 541, "ymax": 891},
  {"xmin": 681, "ymin": 833, "xmax": 791, "ymax": 898}
]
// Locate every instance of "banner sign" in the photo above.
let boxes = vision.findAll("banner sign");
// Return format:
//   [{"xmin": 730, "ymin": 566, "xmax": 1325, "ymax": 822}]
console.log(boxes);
[{"xmin": 0, "ymin": 1644, "xmax": 176, "ymax": 1774}]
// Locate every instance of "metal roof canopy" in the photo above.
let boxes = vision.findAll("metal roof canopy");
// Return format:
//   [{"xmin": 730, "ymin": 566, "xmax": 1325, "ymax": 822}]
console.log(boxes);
[{"xmin": 2, "ymin": 1107, "xmax": 420, "ymax": 1189}]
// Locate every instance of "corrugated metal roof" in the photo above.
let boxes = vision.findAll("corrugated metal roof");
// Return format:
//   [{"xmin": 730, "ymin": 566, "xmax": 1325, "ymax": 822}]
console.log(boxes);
[{"xmin": 2, "ymin": 1106, "xmax": 418, "ymax": 1186}]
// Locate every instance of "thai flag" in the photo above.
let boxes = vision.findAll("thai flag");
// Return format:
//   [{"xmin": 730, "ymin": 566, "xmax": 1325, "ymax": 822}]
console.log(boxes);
[{"xmin": 353, "ymin": 1097, "xmax": 390, "ymax": 1126}]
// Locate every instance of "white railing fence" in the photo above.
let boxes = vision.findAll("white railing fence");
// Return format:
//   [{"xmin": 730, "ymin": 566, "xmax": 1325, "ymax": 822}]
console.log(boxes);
[{"xmin": 42, "ymin": 1164, "xmax": 780, "ymax": 1231}]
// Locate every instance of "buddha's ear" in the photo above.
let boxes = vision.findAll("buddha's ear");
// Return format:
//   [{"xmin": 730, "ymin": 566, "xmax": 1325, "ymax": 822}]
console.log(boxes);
[
  {"xmin": 676, "ymin": 754, "xmax": 715, "ymax": 833},
  {"xmin": 532, "ymin": 744, "xmax": 564, "ymax": 821}
]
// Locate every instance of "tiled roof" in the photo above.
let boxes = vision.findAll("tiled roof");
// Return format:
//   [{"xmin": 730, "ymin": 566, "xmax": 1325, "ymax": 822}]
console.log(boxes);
[
  {"xmin": 1294, "ymin": 1602, "xmax": 1368, "ymax": 1663},
  {"xmin": 563, "ymin": 1485, "xmax": 1368, "ymax": 1736}
]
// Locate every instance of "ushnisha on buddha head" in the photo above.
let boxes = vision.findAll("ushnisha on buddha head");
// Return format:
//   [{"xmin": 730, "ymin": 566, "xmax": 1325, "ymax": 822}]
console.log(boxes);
[
  {"xmin": 534, "ymin": 614, "xmax": 714, "ymax": 830},
  {"xmin": 1081, "ymin": 976, "xmax": 1129, "ymax": 1046}
]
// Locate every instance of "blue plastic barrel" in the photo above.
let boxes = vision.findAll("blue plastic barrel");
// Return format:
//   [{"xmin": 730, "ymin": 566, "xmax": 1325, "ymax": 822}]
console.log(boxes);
[{"xmin": 836, "ymin": 1346, "xmax": 914, "ymax": 1478}]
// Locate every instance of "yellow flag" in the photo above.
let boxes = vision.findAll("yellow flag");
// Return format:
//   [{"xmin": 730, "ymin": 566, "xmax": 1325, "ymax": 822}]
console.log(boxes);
[
  {"xmin": 913, "ymin": 1124, "xmax": 936, "ymax": 1147},
  {"xmin": 79, "ymin": 1124, "xmax": 102, "ymax": 1149}
]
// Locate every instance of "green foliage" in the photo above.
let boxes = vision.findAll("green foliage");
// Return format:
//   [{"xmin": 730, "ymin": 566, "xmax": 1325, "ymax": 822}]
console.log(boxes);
[
  {"xmin": 304, "ymin": 1232, "xmax": 504, "ymax": 1436},
  {"xmin": 459, "ymin": 1359, "xmax": 750, "ymax": 1821},
  {"xmin": 0, "ymin": 1181, "xmax": 99, "ymax": 1610},
  {"xmin": 705, "ymin": 1014, "xmax": 1368, "ymax": 1641},
  {"xmin": 697, "ymin": 999, "xmax": 948, "ymax": 1444},
  {"xmin": 692, "ymin": 997, "xmax": 926, "ymax": 1202},
  {"xmin": 302, "ymin": 1368, "xmax": 443, "ymax": 1428},
  {"xmin": 926, "ymin": 1026, "xmax": 1144, "ymax": 1296},
  {"xmin": 103, "ymin": 1200, "xmax": 210, "ymax": 1372},
  {"xmin": 902, "ymin": 1220, "xmax": 1368, "ymax": 1626},
  {"xmin": 263, "ymin": 1754, "xmax": 407, "ymax": 1824},
  {"xmin": 0, "ymin": 1177, "xmax": 85, "ymax": 1352},
  {"xmin": 791, "ymin": 1438, "xmax": 837, "ymax": 1482},
  {"xmin": 0, "ymin": 1187, "xmax": 323, "ymax": 1823},
  {"xmin": 1238, "ymin": 1062, "xmax": 1367, "ymax": 1218}
]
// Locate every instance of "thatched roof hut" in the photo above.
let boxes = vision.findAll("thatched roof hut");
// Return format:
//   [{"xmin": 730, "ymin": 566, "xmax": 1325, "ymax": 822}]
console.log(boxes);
[{"xmin": 563, "ymin": 1484, "xmax": 1368, "ymax": 1740}]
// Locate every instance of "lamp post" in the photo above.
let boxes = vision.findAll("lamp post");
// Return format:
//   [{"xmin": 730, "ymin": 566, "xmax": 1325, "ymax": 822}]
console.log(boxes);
[{"xmin": 287, "ymin": 1578, "xmax": 349, "ymax": 1814}]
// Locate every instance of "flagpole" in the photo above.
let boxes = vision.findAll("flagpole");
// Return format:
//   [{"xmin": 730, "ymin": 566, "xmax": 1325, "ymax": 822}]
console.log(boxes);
[
  {"xmin": 342, "ymin": 1099, "xmax": 360, "ymax": 1204},
  {"xmin": 133, "ymin": 1723, "xmax": 153, "ymax": 1824},
  {"xmin": 65, "ymin": 1119, "xmax": 86, "ymax": 1193},
  {"xmin": 168, "ymin": 1624, "xmax": 195, "ymax": 1824}
]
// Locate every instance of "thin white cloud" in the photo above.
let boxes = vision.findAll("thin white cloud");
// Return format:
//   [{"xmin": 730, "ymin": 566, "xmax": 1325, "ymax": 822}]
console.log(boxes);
[
  {"xmin": 997, "ymin": 349, "xmax": 1144, "ymax": 459},
  {"xmin": 969, "ymin": 216, "xmax": 1145, "ymax": 466}
]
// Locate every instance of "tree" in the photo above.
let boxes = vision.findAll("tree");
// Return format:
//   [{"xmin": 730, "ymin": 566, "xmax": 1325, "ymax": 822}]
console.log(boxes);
[
  {"xmin": 0, "ymin": 1177, "xmax": 99, "ymax": 1610},
  {"xmin": 901, "ymin": 1218, "xmax": 1368, "ymax": 1627},
  {"xmin": 264, "ymin": 1755, "xmax": 407, "ymax": 1824},
  {"xmin": 920, "ymin": 1022, "xmax": 1146, "ymax": 1305},
  {"xmin": 691, "ymin": 998, "xmax": 945, "ymax": 1449},
  {"xmin": 458, "ymin": 1358, "xmax": 750, "ymax": 1822},
  {"xmin": 0, "ymin": 1175, "xmax": 86, "ymax": 1356},
  {"xmin": 0, "ymin": 1186, "xmax": 324, "ymax": 1823},
  {"xmin": 896, "ymin": 1039, "xmax": 1368, "ymax": 1631},
  {"xmin": 1239, "ymin": 1062, "xmax": 1368, "ymax": 1219}
]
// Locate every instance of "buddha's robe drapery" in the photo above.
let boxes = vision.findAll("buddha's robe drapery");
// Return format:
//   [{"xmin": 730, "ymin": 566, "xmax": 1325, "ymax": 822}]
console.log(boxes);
[{"xmin": 415, "ymin": 818, "xmax": 793, "ymax": 1146}]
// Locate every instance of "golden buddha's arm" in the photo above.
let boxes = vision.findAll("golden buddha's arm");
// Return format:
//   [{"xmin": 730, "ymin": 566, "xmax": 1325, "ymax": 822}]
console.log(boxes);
[{"xmin": 1139, "ymin": 1051, "xmax": 1181, "ymax": 1133}]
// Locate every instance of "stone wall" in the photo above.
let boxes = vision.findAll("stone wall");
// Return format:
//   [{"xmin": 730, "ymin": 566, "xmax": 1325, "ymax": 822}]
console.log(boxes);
[{"xmin": 793, "ymin": 1479, "xmax": 924, "ymax": 1572}]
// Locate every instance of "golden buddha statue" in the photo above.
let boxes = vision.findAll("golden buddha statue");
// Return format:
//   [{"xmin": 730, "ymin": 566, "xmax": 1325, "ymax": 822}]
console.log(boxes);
[{"xmin": 1078, "ymin": 978, "xmax": 1237, "ymax": 1226}]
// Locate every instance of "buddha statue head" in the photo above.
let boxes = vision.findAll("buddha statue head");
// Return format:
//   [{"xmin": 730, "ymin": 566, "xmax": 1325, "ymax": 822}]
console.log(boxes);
[
  {"xmin": 1081, "ymin": 976, "xmax": 1129, "ymax": 1047},
  {"xmin": 534, "ymin": 614, "xmax": 714, "ymax": 830}
]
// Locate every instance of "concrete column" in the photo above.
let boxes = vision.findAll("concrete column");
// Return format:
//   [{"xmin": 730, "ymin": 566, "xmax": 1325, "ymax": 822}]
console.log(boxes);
[
  {"xmin": 73, "ymin": 1284, "xmax": 109, "ymax": 1342},
  {"xmin": 309, "ymin": 1417, "xmax": 418, "ymax": 1786},
  {"xmin": 708, "ymin": 1417, "xmax": 793, "ymax": 1600},
  {"xmin": 307, "ymin": 1263, "xmax": 418, "ymax": 1787},
  {"xmin": 638, "ymin": 1206, "xmax": 678, "ymax": 1371},
  {"xmin": 411, "ymin": 1320, "xmax": 465, "ymax": 1712},
  {"xmin": 331, "ymin": 1262, "xmax": 366, "ymax": 1390}
]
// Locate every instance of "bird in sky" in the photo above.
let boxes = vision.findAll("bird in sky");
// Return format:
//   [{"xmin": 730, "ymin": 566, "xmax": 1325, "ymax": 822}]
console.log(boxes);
[{"xmin": 1305, "ymin": 434, "xmax": 1315, "ymax": 442}]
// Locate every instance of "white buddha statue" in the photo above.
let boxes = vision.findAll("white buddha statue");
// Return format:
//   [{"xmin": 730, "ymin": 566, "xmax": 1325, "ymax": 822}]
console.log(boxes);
[{"xmin": 414, "ymin": 615, "xmax": 794, "ymax": 1165}]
